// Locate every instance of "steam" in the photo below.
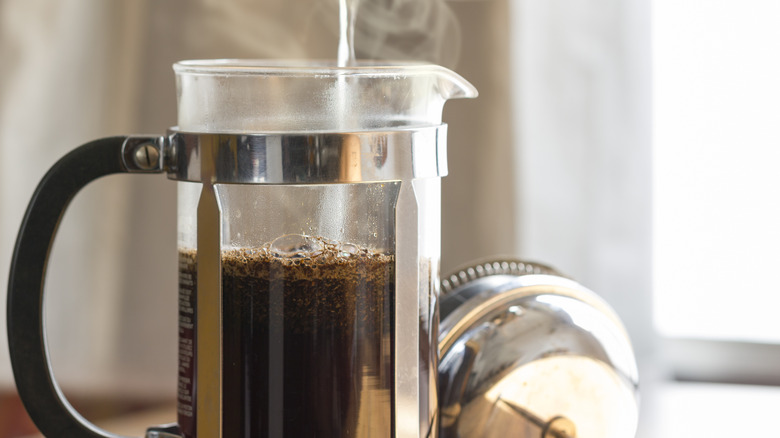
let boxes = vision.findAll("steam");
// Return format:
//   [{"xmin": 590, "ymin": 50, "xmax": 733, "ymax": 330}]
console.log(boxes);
[
  {"xmin": 327, "ymin": 0, "xmax": 462, "ymax": 67},
  {"xmin": 360, "ymin": 0, "xmax": 462, "ymax": 67},
  {"xmin": 178, "ymin": 0, "xmax": 461, "ymax": 68},
  {"xmin": 181, "ymin": 0, "xmax": 462, "ymax": 67}
]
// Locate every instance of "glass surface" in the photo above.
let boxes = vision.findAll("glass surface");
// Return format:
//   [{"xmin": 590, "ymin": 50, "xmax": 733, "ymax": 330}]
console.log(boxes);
[{"xmin": 174, "ymin": 59, "xmax": 477, "ymax": 132}]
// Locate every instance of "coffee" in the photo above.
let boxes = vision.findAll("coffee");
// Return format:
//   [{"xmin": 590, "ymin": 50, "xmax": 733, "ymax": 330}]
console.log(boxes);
[{"xmin": 178, "ymin": 238, "xmax": 395, "ymax": 437}]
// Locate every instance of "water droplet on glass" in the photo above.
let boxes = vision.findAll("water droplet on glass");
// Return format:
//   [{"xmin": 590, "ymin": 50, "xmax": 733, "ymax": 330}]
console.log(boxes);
[{"xmin": 270, "ymin": 234, "xmax": 324, "ymax": 259}]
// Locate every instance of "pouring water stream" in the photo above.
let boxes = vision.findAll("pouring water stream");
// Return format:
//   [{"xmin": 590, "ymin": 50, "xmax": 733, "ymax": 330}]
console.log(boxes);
[
  {"xmin": 328, "ymin": 0, "xmax": 361, "ymax": 243},
  {"xmin": 338, "ymin": 0, "xmax": 359, "ymax": 67}
]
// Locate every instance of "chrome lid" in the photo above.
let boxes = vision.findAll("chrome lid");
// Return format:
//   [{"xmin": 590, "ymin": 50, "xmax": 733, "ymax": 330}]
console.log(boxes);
[{"xmin": 438, "ymin": 259, "xmax": 639, "ymax": 438}]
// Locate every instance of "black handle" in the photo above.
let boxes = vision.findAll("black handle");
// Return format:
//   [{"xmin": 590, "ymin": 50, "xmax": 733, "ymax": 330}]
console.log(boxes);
[{"xmin": 7, "ymin": 136, "xmax": 165, "ymax": 437}]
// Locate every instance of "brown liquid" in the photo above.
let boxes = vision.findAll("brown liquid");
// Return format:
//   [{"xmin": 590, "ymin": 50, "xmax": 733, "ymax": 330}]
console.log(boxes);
[{"xmin": 177, "ymin": 241, "xmax": 395, "ymax": 438}]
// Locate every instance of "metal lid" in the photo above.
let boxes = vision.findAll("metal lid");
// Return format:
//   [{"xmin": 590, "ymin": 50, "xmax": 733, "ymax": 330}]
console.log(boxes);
[{"xmin": 438, "ymin": 259, "xmax": 639, "ymax": 438}]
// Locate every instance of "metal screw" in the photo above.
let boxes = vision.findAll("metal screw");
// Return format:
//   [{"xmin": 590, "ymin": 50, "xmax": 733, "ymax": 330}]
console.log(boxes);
[{"xmin": 133, "ymin": 143, "xmax": 160, "ymax": 170}]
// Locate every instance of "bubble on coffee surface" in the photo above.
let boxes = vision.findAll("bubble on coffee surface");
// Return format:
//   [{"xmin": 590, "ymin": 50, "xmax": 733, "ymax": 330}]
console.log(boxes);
[
  {"xmin": 336, "ymin": 242, "xmax": 360, "ymax": 258},
  {"xmin": 270, "ymin": 234, "xmax": 324, "ymax": 259}
]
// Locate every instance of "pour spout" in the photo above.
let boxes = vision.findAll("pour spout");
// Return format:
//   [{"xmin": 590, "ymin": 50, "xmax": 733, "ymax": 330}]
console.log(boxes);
[{"xmin": 430, "ymin": 65, "xmax": 479, "ymax": 101}]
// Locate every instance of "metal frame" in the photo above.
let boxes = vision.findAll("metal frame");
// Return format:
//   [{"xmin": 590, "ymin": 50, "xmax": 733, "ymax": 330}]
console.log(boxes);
[
  {"xmin": 156, "ymin": 127, "xmax": 448, "ymax": 438},
  {"xmin": 166, "ymin": 127, "xmax": 448, "ymax": 184}
]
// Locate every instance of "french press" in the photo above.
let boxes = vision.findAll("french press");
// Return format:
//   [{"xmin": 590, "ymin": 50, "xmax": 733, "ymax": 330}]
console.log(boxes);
[
  {"xmin": 7, "ymin": 60, "xmax": 476, "ymax": 438},
  {"xmin": 7, "ymin": 60, "xmax": 640, "ymax": 438}
]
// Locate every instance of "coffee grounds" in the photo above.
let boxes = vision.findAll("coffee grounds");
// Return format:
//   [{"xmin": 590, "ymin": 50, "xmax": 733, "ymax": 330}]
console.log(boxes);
[{"xmin": 177, "ymin": 239, "xmax": 395, "ymax": 438}]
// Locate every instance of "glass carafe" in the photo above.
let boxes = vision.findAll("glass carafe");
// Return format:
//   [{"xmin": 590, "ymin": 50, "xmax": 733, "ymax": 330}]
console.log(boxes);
[{"xmin": 6, "ymin": 60, "xmax": 477, "ymax": 438}]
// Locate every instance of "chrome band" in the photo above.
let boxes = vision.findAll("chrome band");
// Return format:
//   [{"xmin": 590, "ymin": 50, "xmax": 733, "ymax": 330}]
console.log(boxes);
[{"xmin": 165, "ymin": 126, "xmax": 448, "ymax": 184}]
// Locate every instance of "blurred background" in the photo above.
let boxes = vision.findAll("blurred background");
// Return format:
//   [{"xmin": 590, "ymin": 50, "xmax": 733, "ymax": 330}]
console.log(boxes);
[{"xmin": 1, "ymin": 0, "xmax": 779, "ymax": 436}]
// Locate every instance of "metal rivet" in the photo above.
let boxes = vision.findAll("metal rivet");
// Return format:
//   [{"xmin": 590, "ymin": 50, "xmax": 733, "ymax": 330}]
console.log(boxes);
[{"xmin": 134, "ymin": 143, "xmax": 160, "ymax": 170}]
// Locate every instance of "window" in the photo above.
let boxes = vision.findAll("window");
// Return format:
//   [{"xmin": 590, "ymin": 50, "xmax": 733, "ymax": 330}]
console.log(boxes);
[{"xmin": 654, "ymin": 0, "xmax": 780, "ymax": 344}]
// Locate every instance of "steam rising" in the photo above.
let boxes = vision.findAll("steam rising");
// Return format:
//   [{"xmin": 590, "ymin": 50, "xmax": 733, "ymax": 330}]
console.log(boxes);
[
  {"xmin": 186, "ymin": 0, "xmax": 461, "ymax": 68},
  {"xmin": 328, "ymin": 0, "xmax": 462, "ymax": 67}
]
